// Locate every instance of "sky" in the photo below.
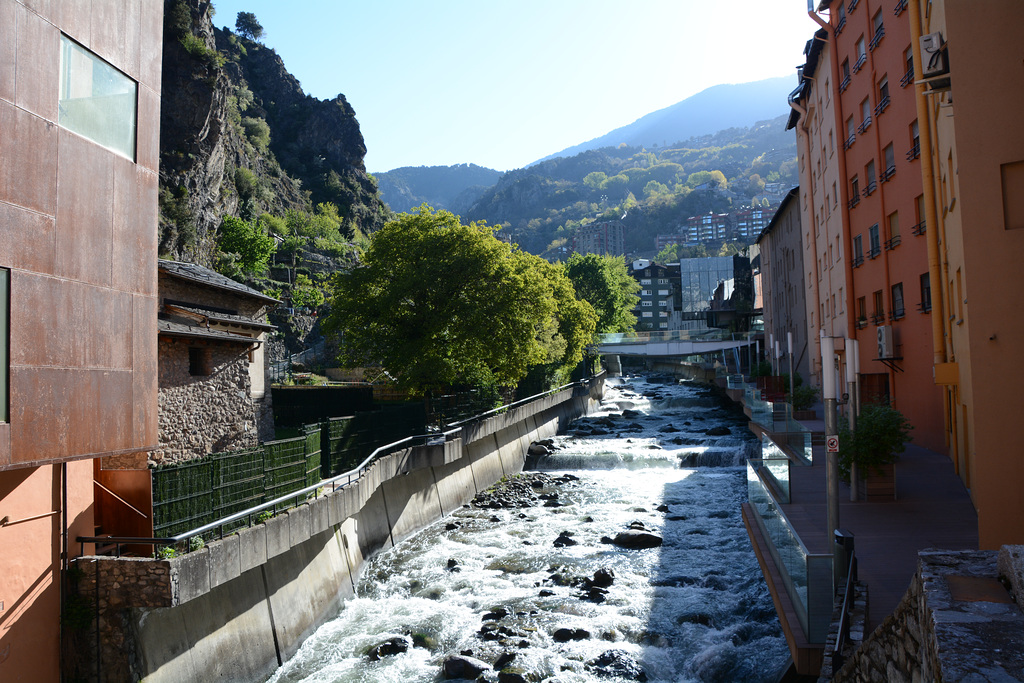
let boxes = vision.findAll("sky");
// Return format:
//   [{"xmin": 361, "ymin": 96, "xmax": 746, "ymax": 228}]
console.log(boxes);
[{"xmin": 209, "ymin": 1, "xmax": 821, "ymax": 173}]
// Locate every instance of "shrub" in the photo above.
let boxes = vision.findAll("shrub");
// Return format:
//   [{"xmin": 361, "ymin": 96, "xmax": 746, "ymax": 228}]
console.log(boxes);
[{"xmin": 838, "ymin": 402, "xmax": 913, "ymax": 481}]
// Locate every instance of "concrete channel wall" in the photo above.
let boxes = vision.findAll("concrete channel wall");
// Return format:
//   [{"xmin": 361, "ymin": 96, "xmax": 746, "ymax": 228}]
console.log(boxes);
[{"xmin": 77, "ymin": 378, "xmax": 604, "ymax": 682}]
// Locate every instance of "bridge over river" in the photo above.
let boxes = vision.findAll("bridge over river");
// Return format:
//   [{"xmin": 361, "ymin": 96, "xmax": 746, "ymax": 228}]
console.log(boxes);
[{"xmin": 592, "ymin": 330, "xmax": 757, "ymax": 359}]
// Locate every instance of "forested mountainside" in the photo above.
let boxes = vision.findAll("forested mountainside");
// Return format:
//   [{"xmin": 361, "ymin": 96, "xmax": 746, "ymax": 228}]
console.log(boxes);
[
  {"xmin": 158, "ymin": 0, "xmax": 391, "ymax": 358},
  {"xmin": 375, "ymin": 164, "xmax": 503, "ymax": 214},
  {"xmin": 464, "ymin": 116, "xmax": 798, "ymax": 257},
  {"xmin": 158, "ymin": 0, "xmax": 388, "ymax": 267}
]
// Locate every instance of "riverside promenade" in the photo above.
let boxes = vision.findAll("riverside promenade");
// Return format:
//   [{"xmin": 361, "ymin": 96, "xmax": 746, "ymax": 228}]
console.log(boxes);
[{"xmin": 782, "ymin": 413, "xmax": 978, "ymax": 631}]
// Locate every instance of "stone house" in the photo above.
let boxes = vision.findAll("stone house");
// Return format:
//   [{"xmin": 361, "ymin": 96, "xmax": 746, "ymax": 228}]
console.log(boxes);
[{"xmin": 154, "ymin": 260, "xmax": 280, "ymax": 464}]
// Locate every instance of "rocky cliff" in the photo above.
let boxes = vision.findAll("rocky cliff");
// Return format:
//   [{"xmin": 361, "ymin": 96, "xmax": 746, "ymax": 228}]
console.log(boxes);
[{"xmin": 158, "ymin": 0, "xmax": 387, "ymax": 266}]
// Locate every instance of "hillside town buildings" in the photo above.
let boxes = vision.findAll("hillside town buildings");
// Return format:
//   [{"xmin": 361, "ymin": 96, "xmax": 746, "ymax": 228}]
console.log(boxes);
[{"xmin": 0, "ymin": 2, "xmax": 164, "ymax": 680}]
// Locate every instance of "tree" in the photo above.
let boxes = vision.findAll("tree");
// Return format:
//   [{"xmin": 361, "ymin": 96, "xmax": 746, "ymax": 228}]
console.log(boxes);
[
  {"xmin": 217, "ymin": 215, "xmax": 275, "ymax": 274},
  {"xmin": 324, "ymin": 206, "xmax": 595, "ymax": 393},
  {"xmin": 564, "ymin": 253, "xmax": 640, "ymax": 334},
  {"xmin": 235, "ymin": 12, "xmax": 263, "ymax": 41},
  {"xmin": 290, "ymin": 273, "xmax": 325, "ymax": 310}
]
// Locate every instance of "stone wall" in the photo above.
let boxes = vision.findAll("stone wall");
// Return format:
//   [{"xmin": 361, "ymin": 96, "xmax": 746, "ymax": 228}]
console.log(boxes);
[
  {"xmin": 830, "ymin": 549, "xmax": 1024, "ymax": 682},
  {"xmin": 152, "ymin": 341, "xmax": 260, "ymax": 464}
]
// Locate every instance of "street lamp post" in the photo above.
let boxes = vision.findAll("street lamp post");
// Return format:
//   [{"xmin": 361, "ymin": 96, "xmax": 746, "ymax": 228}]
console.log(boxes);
[{"xmin": 822, "ymin": 337, "xmax": 840, "ymax": 549}]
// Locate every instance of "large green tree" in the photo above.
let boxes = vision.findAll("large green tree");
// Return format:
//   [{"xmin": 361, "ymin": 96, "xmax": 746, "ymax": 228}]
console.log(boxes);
[
  {"xmin": 324, "ymin": 206, "xmax": 596, "ymax": 392},
  {"xmin": 217, "ymin": 215, "xmax": 276, "ymax": 274},
  {"xmin": 564, "ymin": 253, "xmax": 640, "ymax": 334},
  {"xmin": 235, "ymin": 12, "xmax": 264, "ymax": 41}
]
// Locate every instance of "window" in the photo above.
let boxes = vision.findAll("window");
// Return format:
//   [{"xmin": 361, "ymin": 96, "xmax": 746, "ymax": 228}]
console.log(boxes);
[
  {"xmin": 873, "ymin": 290, "xmax": 884, "ymax": 320},
  {"xmin": 876, "ymin": 77, "xmax": 890, "ymax": 115},
  {"xmin": 908, "ymin": 120, "xmax": 921, "ymax": 160},
  {"xmin": 865, "ymin": 161, "xmax": 877, "ymax": 195},
  {"xmin": 849, "ymin": 175, "xmax": 861, "ymax": 208},
  {"xmin": 659, "ymin": 311, "xmax": 668, "ymax": 318},
  {"xmin": 857, "ymin": 296, "xmax": 867, "ymax": 322},
  {"xmin": 659, "ymin": 323, "xmax": 669, "ymax": 329},
  {"xmin": 189, "ymin": 347, "xmax": 212, "ymax": 376},
  {"xmin": 59, "ymin": 35, "xmax": 138, "ymax": 159},
  {"xmin": 886, "ymin": 211, "xmax": 901, "ymax": 249},
  {"xmin": 829, "ymin": 130, "xmax": 834, "ymax": 156},
  {"xmin": 833, "ymin": 182, "xmax": 838, "ymax": 208},
  {"xmin": 854, "ymin": 36, "xmax": 867, "ymax": 71},
  {"xmin": 641, "ymin": 289, "xmax": 652, "ymax": 296},
  {"xmin": 869, "ymin": 223, "xmax": 881, "ymax": 257},
  {"xmin": 853, "ymin": 234, "xmax": 864, "ymax": 265},
  {"xmin": 840, "ymin": 59, "xmax": 851, "ymax": 91},
  {"xmin": 919, "ymin": 272, "xmax": 932, "ymax": 312},
  {"xmin": 642, "ymin": 311, "xmax": 653, "ymax": 318},
  {"xmin": 859, "ymin": 98, "xmax": 872, "ymax": 133},
  {"xmin": 891, "ymin": 283, "xmax": 905, "ymax": 319},
  {"xmin": 641, "ymin": 300, "xmax": 653, "ymax": 307},
  {"xmin": 657, "ymin": 278, "xmax": 669, "ymax": 284},
  {"xmin": 883, "ymin": 144, "xmax": 896, "ymax": 179},
  {"xmin": 658, "ymin": 300, "xmax": 668, "ymax": 307},
  {"xmin": 901, "ymin": 46, "xmax": 915, "ymax": 86},
  {"xmin": 640, "ymin": 279, "xmax": 652, "ymax": 285},
  {"xmin": 913, "ymin": 194, "xmax": 926, "ymax": 234},
  {"xmin": 870, "ymin": 11, "xmax": 885, "ymax": 50},
  {"xmin": 658, "ymin": 289, "xmax": 669, "ymax": 296}
]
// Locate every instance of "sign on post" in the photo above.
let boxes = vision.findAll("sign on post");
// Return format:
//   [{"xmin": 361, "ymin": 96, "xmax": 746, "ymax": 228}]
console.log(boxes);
[{"xmin": 826, "ymin": 435, "xmax": 840, "ymax": 453}]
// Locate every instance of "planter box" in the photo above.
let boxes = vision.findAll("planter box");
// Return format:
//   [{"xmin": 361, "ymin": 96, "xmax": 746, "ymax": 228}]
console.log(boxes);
[{"xmin": 857, "ymin": 462, "xmax": 896, "ymax": 501}]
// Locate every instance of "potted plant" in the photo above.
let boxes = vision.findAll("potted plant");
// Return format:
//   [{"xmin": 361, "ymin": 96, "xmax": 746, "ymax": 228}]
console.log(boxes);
[
  {"xmin": 838, "ymin": 402, "xmax": 912, "ymax": 501},
  {"xmin": 789, "ymin": 384, "xmax": 819, "ymax": 420}
]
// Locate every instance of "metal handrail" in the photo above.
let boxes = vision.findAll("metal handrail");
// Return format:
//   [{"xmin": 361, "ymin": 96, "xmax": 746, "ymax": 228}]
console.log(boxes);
[
  {"xmin": 832, "ymin": 553, "xmax": 859, "ymax": 670},
  {"xmin": 78, "ymin": 376, "xmax": 600, "ymax": 556}
]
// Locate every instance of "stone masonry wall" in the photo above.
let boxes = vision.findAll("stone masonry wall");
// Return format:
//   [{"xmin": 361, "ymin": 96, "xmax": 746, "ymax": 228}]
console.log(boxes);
[
  {"xmin": 152, "ymin": 341, "xmax": 259, "ymax": 465},
  {"xmin": 830, "ymin": 549, "xmax": 1024, "ymax": 682}
]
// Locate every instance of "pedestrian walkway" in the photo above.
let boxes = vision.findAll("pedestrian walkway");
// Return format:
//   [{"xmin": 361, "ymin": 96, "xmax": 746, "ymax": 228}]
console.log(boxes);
[{"xmin": 784, "ymin": 414, "xmax": 978, "ymax": 630}]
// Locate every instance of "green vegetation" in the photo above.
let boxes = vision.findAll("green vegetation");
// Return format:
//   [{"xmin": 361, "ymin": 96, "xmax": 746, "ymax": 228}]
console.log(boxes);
[
  {"xmin": 563, "ymin": 253, "xmax": 640, "ymax": 333},
  {"xmin": 324, "ymin": 206, "xmax": 597, "ymax": 394},
  {"xmin": 235, "ymin": 11, "xmax": 264, "ymax": 41},
  {"xmin": 466, "ymin": 117, "xmax": 797, "ymax": 257},
  {"xmin": 217, "ymin": 215, "xmax": 276, "ymax": 275},
  {"xmin": 838, "ymin": 402, "xmax": 913, "ymax": 480}
]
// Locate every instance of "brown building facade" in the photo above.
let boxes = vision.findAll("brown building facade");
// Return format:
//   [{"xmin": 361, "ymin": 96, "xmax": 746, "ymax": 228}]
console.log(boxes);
[
  {"xmin": 914, "ymin": 0, "xmax": 1024, "ymax": 548},
  {"xmin": 0, "ymin": 2, "xmax": 162, "ymax": 680}
]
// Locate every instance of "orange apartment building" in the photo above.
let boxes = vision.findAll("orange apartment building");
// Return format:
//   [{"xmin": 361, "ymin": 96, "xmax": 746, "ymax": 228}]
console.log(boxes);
[
  {"xmin": 0, "ymin": 2, "xmax": 162, "ymax": 680},
  {"xmin": 912, "ymin": 0, "xmax": 1024, "ymax": 548},
  {"xmin": 795, "ymin": 0, "xmax": 944, "ymax": 452}
]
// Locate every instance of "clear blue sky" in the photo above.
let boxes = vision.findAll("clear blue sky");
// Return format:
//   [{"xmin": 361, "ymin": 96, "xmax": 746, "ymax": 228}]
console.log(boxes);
[{"xmin": 210, "ymin": 1, "xmax": 820, "ymax": 173}]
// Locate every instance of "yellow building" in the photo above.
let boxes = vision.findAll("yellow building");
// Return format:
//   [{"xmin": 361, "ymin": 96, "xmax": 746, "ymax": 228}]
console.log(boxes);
[{"xmin": 912, "ymin": 0, "xmax": 1024, "ymax": 548}]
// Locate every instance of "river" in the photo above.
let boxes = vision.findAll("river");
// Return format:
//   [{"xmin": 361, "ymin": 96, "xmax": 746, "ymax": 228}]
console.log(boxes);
[{"xmin": 268, "ymin": 376, "xmax": 789, "ymax": 682}]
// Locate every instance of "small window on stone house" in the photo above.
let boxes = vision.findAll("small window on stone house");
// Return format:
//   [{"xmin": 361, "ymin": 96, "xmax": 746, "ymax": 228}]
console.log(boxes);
[{"xmin": 189, "ymin": 347, "xmax": 212, "ymax": 376}]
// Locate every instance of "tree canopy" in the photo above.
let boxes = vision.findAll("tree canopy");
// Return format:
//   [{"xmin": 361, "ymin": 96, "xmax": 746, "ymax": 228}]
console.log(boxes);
[
  {"xmin": 564, "ymin": 253, "xmax": 640, "ymax": 334},
  {"xmin": 217, "ymin": 215, "xmax": 276, "ymax": 274},
  {"xmin": 235, "ymin": 12, "xmax": 264, "ymax": 41},
  {"xmin": 324, "ymin": 206, "xmax": 596, "ymax": 393}
]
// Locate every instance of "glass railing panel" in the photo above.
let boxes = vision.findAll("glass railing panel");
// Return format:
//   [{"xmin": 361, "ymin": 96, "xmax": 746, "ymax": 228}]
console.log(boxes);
[
  {"xmin": 759, "ymin": 434, "xmax": 791, "ymax": 503},
  {"xmin": 746, "ymin": 460, "xmax": 833, "ymax": 644}
]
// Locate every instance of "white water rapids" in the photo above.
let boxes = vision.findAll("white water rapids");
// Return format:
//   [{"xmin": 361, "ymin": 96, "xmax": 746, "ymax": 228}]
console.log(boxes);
[{"xmin": 269, "ymin": 377, "xmax": 789, "ymax": 682}]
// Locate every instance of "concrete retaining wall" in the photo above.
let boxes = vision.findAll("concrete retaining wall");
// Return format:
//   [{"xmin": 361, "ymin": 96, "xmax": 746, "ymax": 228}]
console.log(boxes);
[{"xmin": 79, "ymin": 378, "xmax": 602, "ymax": 682}]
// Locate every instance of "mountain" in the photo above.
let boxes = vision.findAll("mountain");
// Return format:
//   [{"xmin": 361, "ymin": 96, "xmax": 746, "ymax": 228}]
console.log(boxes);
[
  {"xmin": 465, "ymin": 115, "xmax": 798, "ymax": 257},
  {"xmin": 375, "ymin": 164, "xmax": 503, "ymax": 214},
  {"xmin": 532, "ymin": 76, "xmax": 796, "ymax": 164}
]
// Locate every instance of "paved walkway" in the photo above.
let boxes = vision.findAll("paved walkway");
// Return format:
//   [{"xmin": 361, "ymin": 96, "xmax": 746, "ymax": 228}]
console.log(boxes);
[{"xmin": 782, "ymin": 415, "xmax": 978, "ymax": 630}]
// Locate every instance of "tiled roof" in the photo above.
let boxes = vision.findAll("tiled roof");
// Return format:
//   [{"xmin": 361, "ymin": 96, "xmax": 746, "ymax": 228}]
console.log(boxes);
[
  {"xmin": 165, "ymin": 304, "xmax": 276, "ymax": 331},
  {"xmin": 158, "ymin": 319, "xmax": 261, "ymax": 345},
  {"xmin": 158, "ymin": 259, "xmax": 281, "ymax": 304}
]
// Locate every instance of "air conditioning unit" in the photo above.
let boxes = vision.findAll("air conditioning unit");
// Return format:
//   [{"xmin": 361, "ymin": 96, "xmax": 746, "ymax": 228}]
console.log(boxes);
[
  {"xmin": 877, "ymin": 325, "xmax": 894, "ymax": 359},
  {"xmin": 920, "ymin": 32, "xmax": 949, "ymax": 78}
]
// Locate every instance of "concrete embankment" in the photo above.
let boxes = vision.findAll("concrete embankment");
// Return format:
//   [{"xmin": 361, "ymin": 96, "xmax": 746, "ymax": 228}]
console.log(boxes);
[{"xmin": 77, "ymin": 378, "xmax": 604, "ymax": 682}]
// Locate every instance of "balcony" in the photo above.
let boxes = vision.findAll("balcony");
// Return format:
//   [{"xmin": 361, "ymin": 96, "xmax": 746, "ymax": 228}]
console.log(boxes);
[
  {"xmin": 917, "ymin": 300, "xmax": 932, "ymax": 313},
  {"xmin": 890, "ymin": 306, "xmax": 906, "ymax": 320},
  {"xmin": 853, "ymin": 53, "xmax": 867, "ymax": 73},
  {"xmin": 839, "ymin": 74, "xmax": 851, "ymax": 93},
  {"xmin": 848, "ymin": 194, "xmax": 861, "ymax": 210},
  {"xmin": 836, "ymin": 16, "xmax": 847, "ymax": 36},
  {"xmin": 871, "ymin": 312, "xmax": 886, "ymax": 324},
  {"xmin": 869, "ymin": 25, "xmax": 885, "ymax": 51},
  {"xmin": 885, "ymin": 234, "xmax": 901, "ymax": 250},
  {"xmin": 844, "ymin": 132, "xmax": 856, "ymax": 150},
  {"xmin": 900, "ymin": 66, "xmax": 915, "ymax": 88},
  {"xmin": 881, "ymin": 164, "xmax": 897, "ymax": 182},
  {"xmin": 848, "ymin": 0, "xmax": 860, "ymax": 12},
  {"xmin": 874, "ymin": 95, "xmax": 891, "ymax": 117},
  {"xmin": 852, "ymin": 254, "xmax": 864, "ymax": 268},
  {"xmin": 911, "ymin": 220, "xmax": 926, "ymax": 235},
  {"xmin": 894, "ymin": 0, "xmax": 908, "ymax": 15},
  {"xmin": 863, "ymin": 180, "xmax": 877, "ymax": 197},
  {"xmin": 856, "ymin": 316, "xmax": 869, "ymax": 329},
  {"xmin": 906, "ymin": 141, "xmax": 920, "ymax": 161},
  {"xmin": 868, "ymin": 244, "xmax": 881, "ymax": 259},
  {"xmin": 858, "ymin": 115, "xmax": 872, "ymax": 134}
]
